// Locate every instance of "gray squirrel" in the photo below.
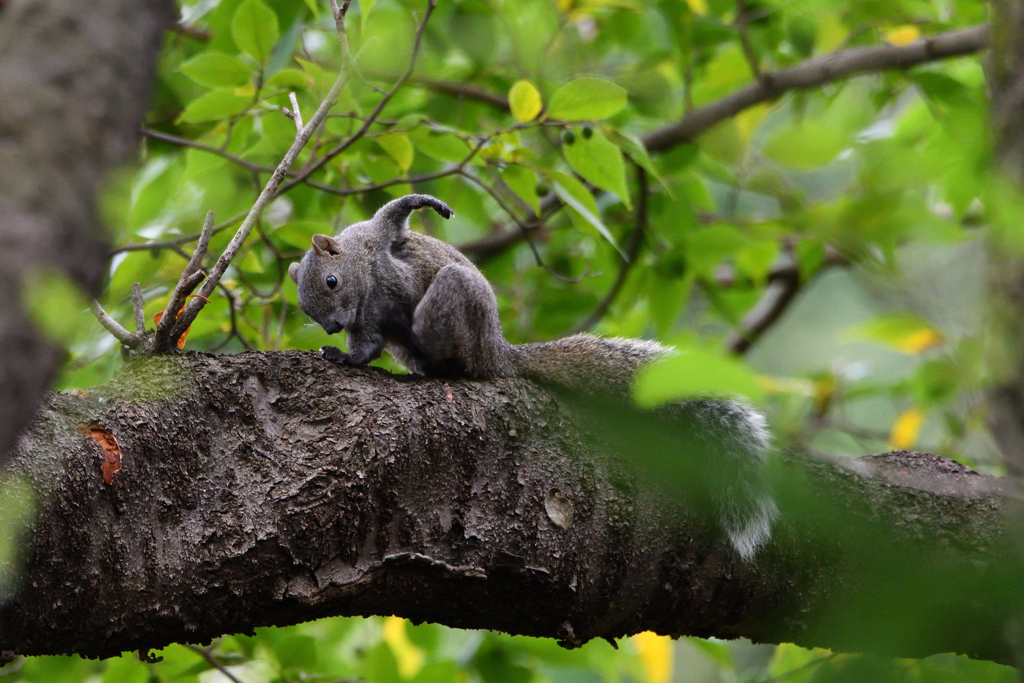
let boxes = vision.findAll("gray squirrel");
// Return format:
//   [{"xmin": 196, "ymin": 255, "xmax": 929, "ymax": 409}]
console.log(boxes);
[{"xmin": 289, "ymin": 194, "xmax": 777, "ymax": 559}]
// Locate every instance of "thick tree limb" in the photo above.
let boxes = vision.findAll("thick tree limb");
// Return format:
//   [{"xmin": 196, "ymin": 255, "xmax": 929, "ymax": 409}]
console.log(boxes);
[
  {"xmin": 4, "ymin": 352, "xmax": 1022, "ymax": 665},
  {"xmin": 0, "ymin": 0, "xmax": 172, "ymax": 466}
]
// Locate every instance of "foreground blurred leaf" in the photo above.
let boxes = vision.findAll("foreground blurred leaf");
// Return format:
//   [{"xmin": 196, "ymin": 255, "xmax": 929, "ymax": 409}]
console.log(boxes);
[{"xmin": 633, "ymin": 345, "xmax": 766, "ymax": 407}]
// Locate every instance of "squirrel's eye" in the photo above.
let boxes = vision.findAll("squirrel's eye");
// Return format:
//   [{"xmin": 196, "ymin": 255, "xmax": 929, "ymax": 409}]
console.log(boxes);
[{"xmin": 326, "ymin": 275, "xmax": 338, "ymax": 290}]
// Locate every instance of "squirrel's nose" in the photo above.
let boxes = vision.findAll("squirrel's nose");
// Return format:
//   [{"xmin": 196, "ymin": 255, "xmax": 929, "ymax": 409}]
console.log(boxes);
[{"xmin": 323, "ymin": 320, "xmax": 342, "ymax": 334}]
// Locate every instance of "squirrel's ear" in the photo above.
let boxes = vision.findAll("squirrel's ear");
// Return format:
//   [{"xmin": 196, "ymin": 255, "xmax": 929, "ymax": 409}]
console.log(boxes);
[
  {"xmin": 311, "ymin": 234, "xmax": 340, "ymax": 256},
  {"xmin": 373, "ymin": 194, "xmax": 453, "ymax": 240},
  {"xmin": 288, "ymin": 262, "xmax": 301, "ymax": 283}
]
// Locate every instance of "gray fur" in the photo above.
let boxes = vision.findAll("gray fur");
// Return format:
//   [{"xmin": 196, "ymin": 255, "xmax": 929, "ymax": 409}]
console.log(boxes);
[{"xmin": 292, "ymin": 194, "xmax": 776, "ymax": 558}]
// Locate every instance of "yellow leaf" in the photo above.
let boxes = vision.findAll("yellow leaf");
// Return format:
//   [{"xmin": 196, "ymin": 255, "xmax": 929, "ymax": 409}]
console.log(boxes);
[
  {"xmin": 508, "ymin": 80, "xmax": 543, "ymax": 123},
  {"xmin": 890, "ymin": 407, "xmax": 925, "ymax": 450},
  {"xmin": 684, "ymin": 0, "xmax": 707, "ymax": 15},
  {"xmin": 886, "ymin": 25, "xmax": 921, "ymax": 47},
  {"xmin": 898, "ymin": 328, "xmax": 945, "ymax": 354},
  {"xmin": 382, "ymin": 617, "xmax": 424, "ymax": 679},
  {"xmin": 632, "ymin": 631, "xmax": 673, "ymax": 683},
  {"xmin": 233, "ymin": 83, "xmax": 257, "ymax": 97},
  {"xmin": 850, "ymin": 313, "xmax": 945, "ymax": 354}
]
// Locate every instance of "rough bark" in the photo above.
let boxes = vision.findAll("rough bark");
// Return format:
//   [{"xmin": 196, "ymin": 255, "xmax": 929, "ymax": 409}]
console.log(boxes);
[
  {"xmin": 3, "ymin": 352, "xmax": 1020, "ymax": 666},
  {"xmin": 0, "ymin": 0, "xmax": 173, "ymax": 464}
]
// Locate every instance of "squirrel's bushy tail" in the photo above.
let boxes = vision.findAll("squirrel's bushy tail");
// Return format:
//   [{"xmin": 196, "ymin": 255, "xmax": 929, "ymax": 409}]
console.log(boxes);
[
  {"xmin": 508, "ymin": 333, "xmax": 777, "ymax": 561},
  {"xmin": 508, "ymin": 333, "xmax": 668, "ymax": 399}
]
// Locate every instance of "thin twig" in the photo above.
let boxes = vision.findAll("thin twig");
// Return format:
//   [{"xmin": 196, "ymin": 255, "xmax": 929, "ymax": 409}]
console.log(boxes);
[
  {"xmin": 735, "ymin": 0, "xmax": 764, "ymax": 80},
  {"xmin": 111, "ymin": 211, "xmax": 247, "ymax": 255},
  {"xmin": 142, "ymin": 129, "xmax": 275, "ymax": 175},
  {"xmin": 574, "ymin": 167, "xmax": 648, "ymax": 332},
  {"xmin": 89, "ymin": 301, "xmax": 137, "ymax": 346},
  {"xmin": 167, "ymin": 11, "xmax": 359, "ymax": 344},
  {"xmin": 276, "ymin": 0, "xmax": 438, "ymax": 196},
  {"xmin": 130, "ymin": 283, "xmax": 146, "ymax": 333},
  {"xmin": 152, "ymin": 211, "xmax": 214, "ymax": 351},
  {"xmin": 184, "ymin": 644, "xmax": 246, "ymax": 683}
]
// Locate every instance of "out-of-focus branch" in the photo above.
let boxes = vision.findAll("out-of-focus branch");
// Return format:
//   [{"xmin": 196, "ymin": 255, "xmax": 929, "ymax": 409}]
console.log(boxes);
[{"xmin": 574, "ymin": 168, "xmax": 648, "ymax": 332}]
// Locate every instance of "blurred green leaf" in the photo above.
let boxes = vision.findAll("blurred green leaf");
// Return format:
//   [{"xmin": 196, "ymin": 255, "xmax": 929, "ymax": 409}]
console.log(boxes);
[
  {"xmin": 232, "ymin": 0, "xmax": 280, "ymax": 63},
  {"xmin": 176, "ymin": 88, "xmax": 251, "ymax": 124},
  {"xmin": 502, "ymin": 165, "xmax": 540, "ymax": 214},
  {"xmin": 764, "ymin": 122, "xmax": 847, "ymax": 169},
  {"xmin": 550, "ymin": 171, "xmax": 625, "ymax": 258},
  {"xmin": 180, "ymin": 52, "xmax": 253, "ymax": 88},
  {"xmin": 547, "ymin": 77, "xmax": 628, "ymax": 121},
  {"xmin": 634, "ymin": 345, "xmax": 767, "ymax": 406}
]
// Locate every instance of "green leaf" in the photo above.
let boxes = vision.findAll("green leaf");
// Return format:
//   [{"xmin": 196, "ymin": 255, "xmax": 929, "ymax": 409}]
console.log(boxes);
[
  {"xmin": 410, "ymin": 129, "xmax": 475, "ymax": 164},
  {"xmin": 377, "ymin": 133, "xmax": 415, "ymax": 172},
  {"xmin": 547, "ymin": 77, "xmax": 628, "ymax": 121},
  {"xmin": 176, "ymin": 88, "xmax": 251, "ymax": 124},
  {"xmin": 180, "ymin": 53, "xmax": 253, "ymax": 88},
  {"xmin": 633, "ymin": 345, "xmax": 766, "ymax": 407},
  {"xmin": 562, "ymin": 127, "xmax": 631, "ymax": 208},
  {"xmin": 508, "ymin": 80, "xmax": 542, "ymax": 122},
  {"xmin": 266, "ymin": 68, "xmax": 310, "ymax": 89},
  {"xmin": 608, "ymin": 130, "xmax": 668, "ymax": 190},
  {"xmin": 502, "ymin": 165, "xmax": 540, "ymax": 214},
  {"xmin": 21, "ymin": 269, "xmax": 94, "ymax": 347},
  {"xmin": 231, "ymin": 0, "xmax": 280, "ymax": 63},
  {"xmin": 360, "ymin": 0, "xmax": 377, "ymax": 36},
  {"xmin": 763, "ymin": 122, "xmax": 847, "ymax": 170},
  {"xmin": 550, "ymin": 171, "xmax": 625, "ymax": 259}
]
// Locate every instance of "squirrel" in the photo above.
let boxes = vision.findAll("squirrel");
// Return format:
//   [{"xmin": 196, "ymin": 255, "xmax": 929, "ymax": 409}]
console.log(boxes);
[{"xmin": 289, "ymin": 194, "xmax": 777, "ymax": 560}]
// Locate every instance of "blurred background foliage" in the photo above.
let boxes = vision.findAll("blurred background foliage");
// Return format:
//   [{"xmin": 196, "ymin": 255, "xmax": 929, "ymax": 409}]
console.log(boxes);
[{"xmin": 25, "ymin": 0, "xmax": 1024, "ymax": 678}]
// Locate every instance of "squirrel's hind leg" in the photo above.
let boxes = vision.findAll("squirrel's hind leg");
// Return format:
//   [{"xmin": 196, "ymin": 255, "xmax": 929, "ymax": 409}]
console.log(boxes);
[{"xmin": 412, "ymin": 264, "xmax": 513, "ymax": 379}]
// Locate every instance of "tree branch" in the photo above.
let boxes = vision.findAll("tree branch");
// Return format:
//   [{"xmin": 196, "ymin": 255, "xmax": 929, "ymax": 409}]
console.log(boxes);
[
  {"xmin": 4, "ymin": 352, "xmax": 1022, "ymax": 666},
  {"xmin": 0, "ymin": 0, "xmax": 172, "ymax": 465},
  {"xmin": 641, "ymin": 24, "xmax": 990, "ymax": 152},
  {"xmin": 574, "ymin": 168, "xmax": 648, "ymax": 332},
  {"xmin": 457, "ymin": 25, "xmax": 990, "ymax": 264}
]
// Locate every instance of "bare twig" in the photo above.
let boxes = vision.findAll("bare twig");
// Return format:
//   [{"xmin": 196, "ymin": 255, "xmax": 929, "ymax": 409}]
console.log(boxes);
[
  {"xmin": 574, "ymin": 167, "xmax": 648, "ymax": 332},
  {"xmin": 111, "ymin": 211, "xmax": 246, "ymax": 256},
  {"xmin": 141, "ymin": 129, "xmax": 275, "ymax": 175},
  {"xmin": 89, "ymin": 301, "xmax": 137, "ymax": 347},
  {"xmin": 184, "ymin": 644, "xmax": 246, "ymax": 683},
  {"xmin": 283, "ymin": 92, "xmax": 303, "ymax": 131},
  {"xmin": 130, "ymin": 283, "xmax": 146, "ymax": 333},
  {"xmin": 735, "ymin": 0, "xmax": 764, "ymax": 80},
  {"xmin": 276, "ymin": 0, "xmax": 438, "ymax": 196},
  {"xmin": 152, "ymin": 211, "xmax": 214, "ymax": 351},
  {"xmin": 166, "ymin": 3, "xmax": 363, "ymax": 344}
]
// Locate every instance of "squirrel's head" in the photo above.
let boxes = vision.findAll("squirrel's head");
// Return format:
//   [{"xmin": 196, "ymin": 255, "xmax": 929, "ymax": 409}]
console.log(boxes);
[{"xmin": 289, "ymin": 194, "xmax": 453, "ymax": 335}]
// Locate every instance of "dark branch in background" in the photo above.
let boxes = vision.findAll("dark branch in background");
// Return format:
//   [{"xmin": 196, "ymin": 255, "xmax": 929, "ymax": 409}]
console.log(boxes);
[
  {"xmin": 574, "ymin": 167, "xmax": 648, "ymax": 332},
  {"xmin": 724, "ymin": 246, "xmax": 848, "ymax": 354},
  {"xmin": 641, "ymin": 24, "xmax": 990, "ymax": 152},
  {"xmin": 410, "ymin": 76, "xmax": 512, "ymax": 111},
  {"xmin": 5, "ymin": 353, "xmax": 1023, "ymax": 666},
  {"xmin": 457, "ymin": 25, "xmax": 991, "ymax": 265}
]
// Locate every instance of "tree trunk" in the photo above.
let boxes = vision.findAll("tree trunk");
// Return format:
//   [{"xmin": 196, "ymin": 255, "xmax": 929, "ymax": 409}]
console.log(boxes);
[
  {"xmin": 0, "ymin": 0, "xmax": 172, "ymax": 465},
  {"xmin": 4, "ymin": 352, "xmax": 1019, "ymax": 666}
]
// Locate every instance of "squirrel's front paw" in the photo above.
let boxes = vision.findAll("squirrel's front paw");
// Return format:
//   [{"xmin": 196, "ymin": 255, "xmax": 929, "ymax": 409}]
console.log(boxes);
[{"xmin": 320, "ymin": 346, "xmax": 349, "ymax": 363}]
